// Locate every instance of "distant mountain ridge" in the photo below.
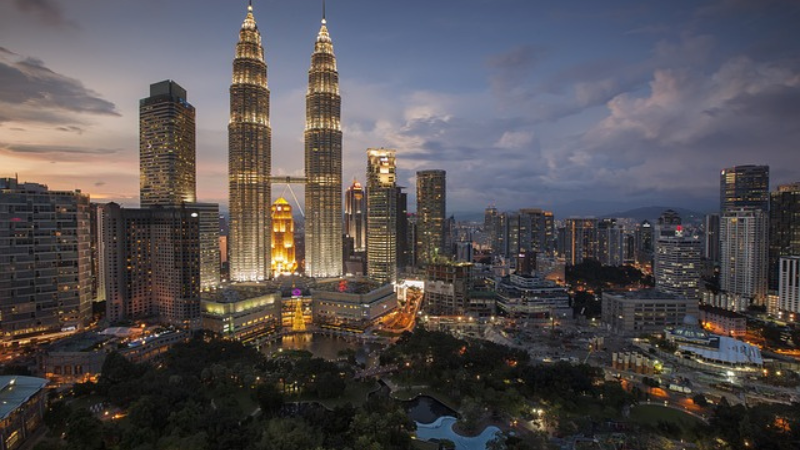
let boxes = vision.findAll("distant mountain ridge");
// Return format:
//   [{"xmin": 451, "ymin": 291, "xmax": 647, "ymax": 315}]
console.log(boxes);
[{"xmin": 602, "ymin": 206, "xmax": 707, "ymax": 223}]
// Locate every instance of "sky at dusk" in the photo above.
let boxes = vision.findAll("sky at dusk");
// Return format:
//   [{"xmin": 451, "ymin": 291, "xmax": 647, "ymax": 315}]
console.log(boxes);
[{"xmin": 0, "ymin": 0, "xmax": 798, "ymax": 218}]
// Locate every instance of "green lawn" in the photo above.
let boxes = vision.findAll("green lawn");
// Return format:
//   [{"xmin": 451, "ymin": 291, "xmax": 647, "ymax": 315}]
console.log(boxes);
[
  {"xmin": 411, "ymin": 439, "xmax": 441, "ymax": 450},
  {"xmin": 68, "ymin": 394, "xmax": 106, "ymax": 412},
  {"xmin": 629, "ymin": 404, "xmax": 704, "ymax": 436},
  {"xmin": 228, "ymin": 387, "xmax": 259, "ymax": 414},
  {"xmin": 390, "ymin": 386, "xmax": 461, "ymax": 411},
  {"xmin": 289, "ymin": 380, "xmax": 380, "ymax": 409}
]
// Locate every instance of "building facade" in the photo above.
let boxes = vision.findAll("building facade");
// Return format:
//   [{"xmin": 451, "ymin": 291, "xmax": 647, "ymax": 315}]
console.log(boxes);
[
  {"xmin": 720, "ymin": 165, "xmax": 769, "ymax": 212},
  {"xmin": 720, "ymin": 208, "xmax": 769, "ymax": 308},
  {"xmin": 0, "ymin": 376, "xmax": 48, "ymax": 450},
  {"xmin": 396, "ymin": 187, "xmax": 410, "ymax": 271},
  {"xmin": 704, "ymin": 213, "xmax": 721, "ymax": 264},
  {"xmin": 101, "ymin": 203, "xmax": 201, "ymax": 328},
  {"xmin": 271, "ymin": 198, "xmax": 297, "ymax": 277},
  {"xmin": 416, "ymin": 170, "xmax": 446, "ymax": 265},
  {"xmin": 423, "ymin": 262, "xmax": 472, "ymax": 316},
  {"xmin": 366, "ymin": 149, "xmax": 397, "ymax": 283},
  {"xmin": 345, "ymin": 179, "xmax": 366, "ymax": 253},
  {"xmin": 201, "ymin": 287, "xmax": 281, "ymax": 342},
  {"xmin": 229, "ymin": 3, "xmax": 272, "ymax": 282},
  {"xmin": 655, "ymin": 233, "xmax": 702, "ymax": 300},
  {"xmin": 601, "ymin": 290, "xmax": 699, "ymax": 335},
  {"xmin": 654, "ymin": 211, "xmax": 701, "ymax": 300},
  {"xmin": 699, "ymin": 304, "xmax": 747, "ymax": 338},
  {"xmin": 0, "ymin": 179, "xmax": 92, "ymax": 337},
  {"xmin": 563, "ymin": 218, "xmax": 598, "ymax": 266},
  {"xmin": 313, "ymin": 281, "xmax": 397, "ymax": 330},
  {"xmin": 779, "ymin": 256, "xmax": 800, "ymax": 315},
  {"xmin": 139, "ymin": 80, "xmax": 196, "ymax": 208},
  {"xmin": 597, "ymin": 218, "xmax": 624, "ymax": 267},
  {"xmin": 769, "ymin": 183, "xmax": 800, "ymax": 290},
  {"xmin": 305, "ymin": 14, "xmax": 343, "ymax": 278}
]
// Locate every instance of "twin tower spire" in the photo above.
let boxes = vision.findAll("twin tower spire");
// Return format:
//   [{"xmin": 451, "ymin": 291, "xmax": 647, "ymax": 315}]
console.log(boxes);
[{"xmin": 229, "ymin": 2, "xmax": 342, "ymax": 282}]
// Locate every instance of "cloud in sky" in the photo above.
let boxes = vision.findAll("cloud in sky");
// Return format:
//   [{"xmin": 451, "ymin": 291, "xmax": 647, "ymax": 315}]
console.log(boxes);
[
  {"xmin": 0, "ymin": 49, "xmax": 118, "ymax": 126},
  {"xmin": 0, "ymin": 0, "xmax": 798, "ymax": 217},
  {"xmin": 12, "ymin": 0, "xmax": 75, "ymax": 28}
]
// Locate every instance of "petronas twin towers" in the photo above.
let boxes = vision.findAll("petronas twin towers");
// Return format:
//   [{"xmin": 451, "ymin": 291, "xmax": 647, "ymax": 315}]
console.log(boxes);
[{"xmin": 229, "ymin": 3, "xmax": 342, "ymax": 282}]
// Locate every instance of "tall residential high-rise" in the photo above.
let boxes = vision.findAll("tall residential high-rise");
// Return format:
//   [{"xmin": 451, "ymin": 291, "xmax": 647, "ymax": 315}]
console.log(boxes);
[
  {"xmin": 769, "ymin": 183, "xmax": 800, "ymax": 290},
  {"xmin": 704, "ymin": 213, "xmax": 721, "ymax": 264},
  {"xmin": 635, "ymin": 220, "xmax": 654, "ymax": 267},
  {"xmin": 366, "ymin": 149, "xmax": 397, "ymax": 283},
  {"xmin": 484, "ymin": 206, "xmax": 498, "ymax": 251},
  {"xmin": 229, "ymin": 3, "xmax": 271, "ymax": 282},
  {"xmin": 101, "ymin": 203, "xmax": 201, "ymax": 328},
  {"xmin": 396, "ymin": 187, "xmax": 410, "ymax": 270},
  {"xmin": 139, "ymin": 80, "xmax": 218, "ymax": 291},
  {"xmin": 778, "ymin": 256, "xmax": 800, "ymax": 315},
  {"xmin": 564, "ymin": 218, "xmax": 598, "ymax": 266},
  {"xmin": 139, "ymin": 80, "xmax": 196, "ymax": 208},
  {"xmin": 720, "ymin": 165, "xmax": 770, "ymax": 212},
  {"xmin": 597, "ymin": 218, "xmax": 624, "ymax": 267},
  {"xmin": 720, "ymin": 208, "xmax": 768, "ymax": 308},
  {"xmin": 654, "ymin": 211, "xmax": 701, "ymax": 299},
  {"xmin": 345, "ymin": 179, "xmax": 366, "ymax": 253},
  {"xmin": 271, "ymin": 198, "xmax": 297, "ymax": 277},
  {"xmin": 416, "ymin": 170, "xmax": 446, "ymax": 265},
  {"xmin": 305, "ymin": 12, "xmax": 343, "ymax": 279},
  {"xmin": 0, "ymin": 179, "xmax": 92, "ymax": 337},
  {"xmin": 517, "ymin": 208, "xmax": 555, "ymax": 256}
]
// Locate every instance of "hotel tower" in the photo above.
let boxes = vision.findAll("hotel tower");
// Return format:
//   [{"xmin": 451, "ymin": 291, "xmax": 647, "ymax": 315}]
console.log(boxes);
[
  {"xmin": 304, "ymin": 11, "xmax": 343, "ymax": 278},
  {"xmin": 229, "ymin": 2, "xmax": 271, "ymax": 282}
]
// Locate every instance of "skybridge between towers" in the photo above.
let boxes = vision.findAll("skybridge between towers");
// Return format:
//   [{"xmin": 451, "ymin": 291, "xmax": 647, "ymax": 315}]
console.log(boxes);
[{"xmin": 268, "ymin": 176, "xmax": 307, "ymax": 218}]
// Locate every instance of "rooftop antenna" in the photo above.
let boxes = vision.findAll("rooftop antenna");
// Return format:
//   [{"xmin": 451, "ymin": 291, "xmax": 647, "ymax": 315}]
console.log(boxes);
[{"xmin": 322, "ymin": 0, "xmax": 326, "ymax": 23}]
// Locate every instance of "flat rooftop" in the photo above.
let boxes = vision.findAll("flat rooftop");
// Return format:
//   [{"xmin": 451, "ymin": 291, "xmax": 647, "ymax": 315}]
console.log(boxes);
[
  {"xmin": 203, "ymin": 285, "xmax": 279, "ymax": 303},
  {"xmin": 606, "ymin": 289, "xmax": 683, "ymax": 300},
  {"xmin": 47, "ymin": 332, "xmax": 111, "ymax": 353},
  {"xmin": 0, "ymin": 376, "xmax": 48, "ymax": 420},
  {"xmin": 699, "ymin": 304, "xmax": 745, "ymax": 319},
  {"xmin": 314, "ymin": 279, "xmax": 385, "ymax": 294}
]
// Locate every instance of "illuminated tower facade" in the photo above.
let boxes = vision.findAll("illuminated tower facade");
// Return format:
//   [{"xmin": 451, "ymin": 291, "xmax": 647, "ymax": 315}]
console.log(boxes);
[
  {"xmin": 305, "ymin": 12, "xmax": 343, "ymax": 278},
  {"xmin": 366, "ymin": 149, "xmax": 397, "ymax": 283},
  {"xmin": 416, "ymin": 170, "xmax": 446, "ymax": 265},
  {"xmin": 229, "ymin": 3, "xmax": 271, "ymax": 282},
  {"xmin": 140, "ymin": 80, "xmax": 196, "ymax": 208},
  {"xmin": 271, "ymin": 198, "xmax": 297, "ymax": 277},
  {"xmin": 345, "ymin": 179, "xmax": 366, "ymax": 252}
]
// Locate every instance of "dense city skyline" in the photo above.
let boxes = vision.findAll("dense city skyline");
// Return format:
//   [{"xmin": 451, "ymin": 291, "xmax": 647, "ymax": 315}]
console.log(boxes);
[{"xmin": 0, "ymin": 0, "xmax": 798, "ymax": 216}]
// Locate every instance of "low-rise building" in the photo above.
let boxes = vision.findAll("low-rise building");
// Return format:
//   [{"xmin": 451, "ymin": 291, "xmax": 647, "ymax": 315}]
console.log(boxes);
[
  {"xmin": 494, "ymin": 273, "xmax": 571, "ymax": 321},
  {"xmin": 423, "ymin": 262, "xmax": 473, "ymax": 316},
  {"xmin": 201, "ymin": 285, "xmax": 282, "ymax": 342},
  {"xmin": 699, "ymin": 304, "xmax": 747, "ymax": 337},
  {"xmin": 0, "ymin": 376, "xmax": 48, "ymax": 450},
  {"xmin": 666, "ymin": 317, "xmax": 762, "ymax": 369},
  {"xmin": 36, "ymin": 333, "xmax": 114, "ymax": 385},
  {"xmin": 313, "ymin": 279, "xmax": 397, "ymax": 331},
  {"xmin": 601, "ymin": 289, "xmax": 699, "ymax": 335},
  {"xmin": 37, "ymin": 329, "xmax": 189, "ymax": 386}
]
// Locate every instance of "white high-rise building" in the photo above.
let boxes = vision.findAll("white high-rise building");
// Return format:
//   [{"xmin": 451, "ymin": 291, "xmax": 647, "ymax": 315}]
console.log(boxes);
[
  {"xmin": 654, "ymin": 210, "xmax": 701, "ymax": 300},
  {"xmin": 778, "ymin": 256, "xmax": 800, "ymax": 316},
  {"xmin": 720, "ymin": 208, "xmax": 769, "ymax": 308},
  {"xmin": 655, "ymin": 231, "xmax": 702, "ymax": 300}
]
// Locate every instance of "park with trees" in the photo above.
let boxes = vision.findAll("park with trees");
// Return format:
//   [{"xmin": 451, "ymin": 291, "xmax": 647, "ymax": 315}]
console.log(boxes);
[{"xmin": 31, "ymin": 328, "xmax": 800, "ymax": 449}]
